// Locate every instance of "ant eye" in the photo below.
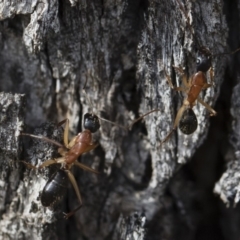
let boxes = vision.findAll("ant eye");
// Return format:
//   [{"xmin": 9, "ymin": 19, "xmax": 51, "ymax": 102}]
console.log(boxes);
[
  {"xmin": 196, "ymin": 57, "xmax": 201, "ymax": 65},
  {"xmin": 196, "ymin": 47, "xmax": 212, "ymax": 72}
]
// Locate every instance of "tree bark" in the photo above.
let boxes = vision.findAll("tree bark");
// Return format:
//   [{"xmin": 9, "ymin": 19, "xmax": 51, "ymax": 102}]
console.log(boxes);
[{"xmin": 0, "ymin": 0, "xmax": 239, "ymax": 239}]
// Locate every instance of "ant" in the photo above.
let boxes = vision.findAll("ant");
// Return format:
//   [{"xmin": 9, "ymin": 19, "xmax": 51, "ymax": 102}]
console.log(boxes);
[
  {"xmin": 21, "ymin": 74, "xmax": 152, "ymax": 219},
  {"xmin": 21, "ymin": 113, "xmax": 100, "ymax": 219},
  {"xmin": 158, "ymin": 0, "xmax": 240, "ymax": 145},
  {"xmin": 160, "ymin": 46, "xmax": 217, "ymax": 144}
]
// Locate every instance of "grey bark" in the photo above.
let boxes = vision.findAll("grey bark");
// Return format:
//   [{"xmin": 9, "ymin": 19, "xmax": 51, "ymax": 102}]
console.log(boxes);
[{"xmin": 0, "ymin": 0, "xmax": 239, "ymax": 239}]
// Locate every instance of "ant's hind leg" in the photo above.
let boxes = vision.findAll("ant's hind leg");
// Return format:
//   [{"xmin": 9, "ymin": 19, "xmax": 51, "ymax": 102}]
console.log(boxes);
[
  {"xmin": 63, "ymin": 170, "xmax": 82, "ymax": 219},
  {"xmin": 74, "ymin": 161, "xmax": 99, "ymax": 174},
  {"xmin": 20, "ymin": 161, "xmax": 39, "ymax": 170},
  {"xmin": 197, "ymin": 97, "xmax": 217, "ymax": 116},
  {"xmin": 159, "ymin": 105, "xmax": 186, "ymax": 146}
]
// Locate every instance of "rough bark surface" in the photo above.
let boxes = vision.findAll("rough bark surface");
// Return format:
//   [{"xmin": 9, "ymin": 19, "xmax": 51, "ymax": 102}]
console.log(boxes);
[{"xmin": 0, "ymin": 0, "xmax": 239, "ymax": 239}]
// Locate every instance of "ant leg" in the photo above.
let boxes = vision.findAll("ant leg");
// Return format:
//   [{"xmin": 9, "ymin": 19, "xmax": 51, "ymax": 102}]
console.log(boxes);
[
  {"xmin": 57, "ymin": 119, "xmax": 68, "ymax": 127},
  {"xmin": 21, "ymin": 157, "xmax": 65, "ymax": 169},
  {"xmin": 128, "ymin": 109, "xmax": 160, "ymax": 130},
  {"xmin": 58, "ymin": 119, "xmax": 71, "ymax": 149},
  {"xmin": 202, "ymin": 83, "xmax": 212, "ymax": 90},
  {"xmin": 172, "ymin": 66, "xmax": 185, "ymax": 75},
  {"xmin": 38, "ymin": 159, "xmax": 59, "ymax": 168},
  {"xmin": 59, "ymin": 120, "xmax": 82, "ymax": 149},
  {"xmin": 201, "ymin": 67, "xmax": 214, "ymax": 89},
  {"xmin": 58, "ymin": 147, "xmax": 67, "ymax": 156},
  {"xmin": 159, "ymin": 105, "xmax": 186, "ymax": 146},
  {"xmin": 63, "ymin": 170, "xmax": 82, "ymax": 219},
  {"xmin": 74, "ymin": 161, "xmax": 99, "ymax": 174},
  {"xmin": 20, "ymin": 161, "xmax": 39, "ymax": 170},
  {"xmin": 164, "ymin": 69, "xmax": 188, "ymax": 91},
  {"xmin": 21, "ymin": 133, "xmax": 64, "ymax": 148},
  {"xmin": 172, "ymin": 66, "xmax": 191, "ymax": 88},
  {"xmin": 197, "ymin": 97, "xmax": 217, "ymax": 116},
  {"xmin": 209, "ymin": 67, "xmax": 214, "ymax": 85},
  {"xmin": 67, "ymin": 136, "xmax": 78, "ymax": 149}
]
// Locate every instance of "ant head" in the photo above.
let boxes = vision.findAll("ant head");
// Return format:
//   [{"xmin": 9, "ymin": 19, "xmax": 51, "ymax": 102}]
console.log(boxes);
[
  {"xmin": 196, "ymin": 47, "xmax": 212, "ymax": 72},
  {"xmin": 84, "ymin": 113, "xmax": 100, "ymax": 133},
  {"xmin": 179, "ymin": 108, "xmax": 198, "ymax": 135}
]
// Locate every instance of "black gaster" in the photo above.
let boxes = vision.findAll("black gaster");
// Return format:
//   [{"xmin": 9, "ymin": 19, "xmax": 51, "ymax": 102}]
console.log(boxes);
[
  {"xmin": 179, "ymin": 109, "xmax": 198, "ymax": 135},
  {"xmin": 41, "ymin": 169, "xmax": 68, "ymax": 207}
]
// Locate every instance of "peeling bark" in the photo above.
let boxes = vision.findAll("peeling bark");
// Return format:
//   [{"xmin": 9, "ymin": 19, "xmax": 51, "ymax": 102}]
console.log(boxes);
[{"xmin": 0, "ymin": 0, "xmax": 240, "ymax": 239}]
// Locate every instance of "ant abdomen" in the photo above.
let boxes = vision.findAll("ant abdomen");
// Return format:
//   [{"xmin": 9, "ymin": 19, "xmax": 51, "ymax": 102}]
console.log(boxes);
[
  {"xmin": 41, "ymin": 169, "xmax": 68, "ymax": 207},
  {"xmin": 179, "ymin": 108, "xmax": 198, "ymax": 135}
]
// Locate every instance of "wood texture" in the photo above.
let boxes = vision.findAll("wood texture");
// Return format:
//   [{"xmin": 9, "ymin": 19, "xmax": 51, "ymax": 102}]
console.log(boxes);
[{"xmin": 0, "ymin": 0, "xmax": 239, "ymax": 239}]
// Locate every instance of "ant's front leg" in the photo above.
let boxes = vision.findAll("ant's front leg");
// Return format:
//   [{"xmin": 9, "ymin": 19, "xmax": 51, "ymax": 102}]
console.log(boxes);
[
  {"xmin": 172, "ymin": 66, "xmax": 192, "ymax": 89},
  {"xmin": 57, "ymin": 119, "xmax": 71, "ymax": 149},
  {"xmin": 164, "ymin": 68, "xmax": 188, "ymax": 92},
  {"xmin": 74, "ymin": 161, "xmax": 99, "ymax": 174}
]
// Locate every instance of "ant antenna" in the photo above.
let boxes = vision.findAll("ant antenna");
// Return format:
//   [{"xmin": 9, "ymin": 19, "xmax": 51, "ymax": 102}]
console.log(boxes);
[
  {"xmin": 212, "ymin": 47, "xmax": 240, "ymax": 57},
  {"xmin": 21, "ymin": 132, "xmax": 65, "ymax": 148},
  {"xmin": 82, "ymin": 75, "xmax": 95, "ymax": 113},
  {"xmin": 82, "ymin": 73, "xmax": 160, "ymax": 131},
  {"xmin": 98, "ymin": 116, "xmax": 128, "ymax": 130},
  {"xmin": 82, "ymin": 74, "xmax": 128, "ymax": 131},
  {"xmin": 127, "ymin": 109, "xmax": 160, "ymax": 131}
]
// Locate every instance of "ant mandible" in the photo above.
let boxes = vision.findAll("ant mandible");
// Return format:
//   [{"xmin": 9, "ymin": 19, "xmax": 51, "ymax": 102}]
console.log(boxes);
[
  {"xmin": 160, "ymin": 47, "xmax": 217, "ymax": 144},
  {"xmin": 21, "ymin": 113, "xmax": 100, "ymax": 219}
]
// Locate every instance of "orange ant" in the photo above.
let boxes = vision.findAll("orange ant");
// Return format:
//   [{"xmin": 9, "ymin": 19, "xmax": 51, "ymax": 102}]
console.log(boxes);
[
  {"xmin": 20, "ymin": 76, "xmax": 155, "ymax": 219},
  {"xmin": 160, "ymin": 47, "xmax": 217, "ymax": 144},
  {"xmin": 157, "ymin": 0, "xmax": 240, "ymax": 145},
  {"xmin": 21, "ymin": 113, "xmax": 100, "ymax": 219}
]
